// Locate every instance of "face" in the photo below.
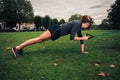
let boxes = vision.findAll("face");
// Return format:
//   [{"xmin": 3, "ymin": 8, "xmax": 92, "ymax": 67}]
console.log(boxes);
[{"xmin": 82, "ymin": 23, "xmax": 90, "ymax": 29}]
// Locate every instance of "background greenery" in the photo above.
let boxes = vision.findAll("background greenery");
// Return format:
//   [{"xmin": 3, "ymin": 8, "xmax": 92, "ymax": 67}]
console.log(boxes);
[
  {"xmin": 0, "ymin": 30, "xmax": 120, "ymax": 80},
  {"xmin": 0, "ymin": 0, "xmax": 120, "ymax": 31}
]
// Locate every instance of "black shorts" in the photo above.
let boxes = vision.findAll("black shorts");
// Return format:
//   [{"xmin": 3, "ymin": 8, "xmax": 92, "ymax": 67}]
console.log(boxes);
[{"xmin": 48, "ymin": 24, "xmax": 61, "ymax": 41}]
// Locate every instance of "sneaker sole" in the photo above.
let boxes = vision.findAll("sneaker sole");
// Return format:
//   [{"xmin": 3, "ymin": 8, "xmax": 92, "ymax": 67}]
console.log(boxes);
[{"xmin": 11, "ymin": 48, "xmax": 17, "ymax": 58}]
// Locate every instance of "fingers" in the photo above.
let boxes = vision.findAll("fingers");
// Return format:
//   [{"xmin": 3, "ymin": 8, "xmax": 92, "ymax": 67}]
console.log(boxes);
[{"xmin": 82, "ymin": 51, "xmax": 89, "ymax": 54}]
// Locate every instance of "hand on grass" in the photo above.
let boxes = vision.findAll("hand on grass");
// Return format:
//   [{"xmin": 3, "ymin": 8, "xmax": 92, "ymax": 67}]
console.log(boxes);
[{"xmin": 82, "ymin": 51, "xmax": 89, "ymax": 54}]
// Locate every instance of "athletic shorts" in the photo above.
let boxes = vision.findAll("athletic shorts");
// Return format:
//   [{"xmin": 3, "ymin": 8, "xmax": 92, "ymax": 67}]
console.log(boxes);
[{"xmin": 48, "ymin": 24, "xmax": 61, "ymax": 41}]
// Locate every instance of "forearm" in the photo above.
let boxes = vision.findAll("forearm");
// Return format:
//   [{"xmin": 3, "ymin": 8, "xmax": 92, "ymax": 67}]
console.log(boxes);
[{"xmin": 74, "ymin": 37, "xmax": 84, "ymax": 41}]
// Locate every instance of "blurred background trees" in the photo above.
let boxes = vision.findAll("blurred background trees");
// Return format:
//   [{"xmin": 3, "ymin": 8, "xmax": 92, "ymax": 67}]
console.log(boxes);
[
  {"xmin": 0, "ymin": 0, "xmax": 119, "ymax": 31},
  {"xmin": 0, "ymin": 0, "xmax": 34, "ymax": 31},
  {"xmin": 107, "ymin": 0, "xmax": 120, "ymax": 29},
  {"xmin": 99, "ymin": 0, "xmax": 120, "ymax": 29}
]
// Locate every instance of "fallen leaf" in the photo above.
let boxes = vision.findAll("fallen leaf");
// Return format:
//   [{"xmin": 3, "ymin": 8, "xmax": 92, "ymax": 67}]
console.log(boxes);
[
  {"xmin": 53, "ymin": 63, "xmax": 58, "ymax": 67},
  {"xmin": 95, "ymin": 63, "xmax": 100, "ymax": 67},
  {"xmin": 110, "ymin": 64, "xmax": 115, "ymax": 68},
  {"xmin": 55, "ymin": 59, "xmax": 60, "ymax": 63},
  {"xmin": 6, "ymin": 47, "xmax": 11, "ymax": 50},
  {"xmin": 98, "ymin": 71, "xmax": 106, "ymax": 77},
  {"xmin": 3, "ymin": 47, "xmax": 11, "ymax": 52}
]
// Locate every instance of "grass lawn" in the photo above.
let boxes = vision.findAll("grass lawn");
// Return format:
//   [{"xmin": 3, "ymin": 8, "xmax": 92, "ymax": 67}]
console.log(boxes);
[{"xmin": 0, "ymin": 30, "xmax": 120, "ymax": 80}]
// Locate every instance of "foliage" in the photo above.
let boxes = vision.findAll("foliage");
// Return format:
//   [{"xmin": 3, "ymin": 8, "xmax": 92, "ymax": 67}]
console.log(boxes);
[
  {"xmin": 0, "ymin": 0, "xmax": 4, "ymax": 20},
  {"xmin": 51, "ymin": 18, "xmax": 58, "ymax": 25},
  {"xmin": 59, "ymin": 19, "xmax": 65, "ymax": 24},
  {"xmin": 97, "ymin": 19, "xmax": 113, "ymax": 30},
  {"xmin": 34, "ymin": 16, "xmax": 43, "ymax": 30},
  {"xmin": 68, "ymin": 14, "xmax": 82, "ymax": 21},
  {"xmin": 34, "ymin": 15, "xmax": 65, "ymax": 30},
  {"xmin": 43, "ymin": 15, "xmax": 52, "ymax": 29},
  {"xmin": 0, "ymin": 0, "xmax": 34, "ymax": 30},
  {"xmin": 107, "ymin": 0, "xmax": 120, "ymax": 29}
]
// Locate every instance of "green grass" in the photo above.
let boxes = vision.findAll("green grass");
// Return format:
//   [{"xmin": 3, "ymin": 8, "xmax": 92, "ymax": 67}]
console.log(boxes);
[{"xmin": 0, "ymin": 30, "xmax": 120, "ymax": 80}]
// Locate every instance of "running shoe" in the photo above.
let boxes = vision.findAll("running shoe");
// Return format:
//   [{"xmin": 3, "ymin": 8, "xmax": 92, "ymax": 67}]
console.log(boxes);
[{"xmin": 11, "ymin": 47, "xmax": 23, "ymax": 58}]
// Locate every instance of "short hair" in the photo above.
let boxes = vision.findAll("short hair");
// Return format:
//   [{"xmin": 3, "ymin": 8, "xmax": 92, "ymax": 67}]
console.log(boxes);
[{"xmin": 81, "ymin": 15, "xmax": 93, "ymax": 24}]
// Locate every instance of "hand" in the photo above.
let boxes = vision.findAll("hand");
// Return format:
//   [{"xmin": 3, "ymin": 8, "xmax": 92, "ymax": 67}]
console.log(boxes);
[
  {"xmin": 82, "ymin": 36, "xmax": 88, "ymax": 40},
  {"xmin": 82, "ymin": 51, "xmax": 89, "ymax": 54}
]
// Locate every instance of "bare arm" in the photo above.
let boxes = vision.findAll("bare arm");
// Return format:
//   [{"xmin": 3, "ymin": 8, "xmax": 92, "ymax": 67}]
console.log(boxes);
[
  {"xmin": 72, "ymin": 30, "xmax": 88, "ymax": 54},
  {"xmin": 73, "ymin": 36, "xmax": 88, "ymax": 41},
  {"xmin": 73, "ymin": 36, "xmax": 89, "ymax": 54},
  {"xmin": 81, "ymin": 44, "xmax": 85, "ymax": 53},
  {"xmin": 80, "ymin": 43, "xmax": 89, "ymax": 54}
]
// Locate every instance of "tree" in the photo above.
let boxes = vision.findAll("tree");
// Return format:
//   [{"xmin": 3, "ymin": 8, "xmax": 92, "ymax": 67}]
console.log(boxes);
[
  {"xmin": 68, "ymin": 14, "xmax": 82, "ymax": 21},
  {"xmin": 43, "ymin": 15, "xmax": 51, "ymax": 29},
  {"xmin": 2, "ymin": 0, "xmax": 18, "ymax": 30},
  {"xmin": 1, "ymin": 0, "xmax": 34, "ymax": 31},
  {"xmin": 52, "ymin": 18, "xmax": 58, "ymax": 25},
  {"xmin": 59, "ymin": 19, "xmax": 65, "ymax": 24},
  {"xmin": 0, "ymin": 0, "xmax": 4, "ymax": 20},
  {"xmin": 15, "ymin": 0, "xmax": 34, "ymax": 31},
  {"xmin": 107, "ymin": 0, "xmax": 120, "ymax": 29},
  {"xmin": 21, "ymin": 0, "xmax": 34, "ymax": 23},
  {"xmin": 34, "ymin": 16, "xmax": 43, "ymax": 30}
]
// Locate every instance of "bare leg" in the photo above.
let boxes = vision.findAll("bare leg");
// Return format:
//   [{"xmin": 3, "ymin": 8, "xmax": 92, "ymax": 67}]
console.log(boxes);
[{"xmin": 16, "ymin": 30, "xmax": 51, "ymax": 51}]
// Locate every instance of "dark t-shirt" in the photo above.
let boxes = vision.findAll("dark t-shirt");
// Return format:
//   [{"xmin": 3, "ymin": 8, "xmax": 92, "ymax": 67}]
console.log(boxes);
[{"xmin": 60, "ymin": 20, "xmax": 84, "ymax": 44}]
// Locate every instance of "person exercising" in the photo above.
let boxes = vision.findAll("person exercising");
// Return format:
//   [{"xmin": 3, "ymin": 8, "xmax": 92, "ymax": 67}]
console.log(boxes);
[{"xmin": 11, "ymin": 15, "xmax": 93, "ymax": 58}]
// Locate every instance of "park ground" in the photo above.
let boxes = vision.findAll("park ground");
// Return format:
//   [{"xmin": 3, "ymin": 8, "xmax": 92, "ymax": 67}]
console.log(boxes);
[{"xmin": 0, "ymin": 30, "xmax": 120, "ymax": 80}]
